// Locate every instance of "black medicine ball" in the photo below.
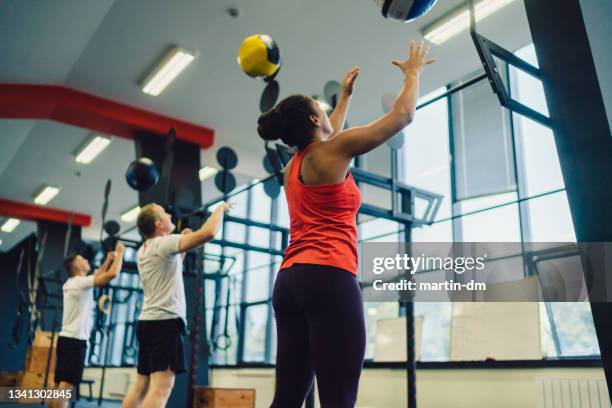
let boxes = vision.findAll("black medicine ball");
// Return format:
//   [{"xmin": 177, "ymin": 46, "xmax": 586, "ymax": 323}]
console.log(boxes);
[{"xmin": 125, "ymin": 157, "xmax": 159, "ymax": 191}]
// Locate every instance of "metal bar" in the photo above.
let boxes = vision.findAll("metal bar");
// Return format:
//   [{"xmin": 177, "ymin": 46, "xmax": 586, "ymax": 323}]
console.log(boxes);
[
  {"xmin": 415, "ymin": 73, "xmax": 488, "ymax": 111},
  {"xmin": 224, "ymin": 214, "xmax": 288, "ymax": 233},
  {"xmin": 193, "ymin": 175, "xmax": 277, "ymax": 218},
  {"xmin": 432, "ymin": 187, "xmax": 566, "ymax": 224},
  {"xmin": 237, "ymin": 188, "xmax": 254, "ymax": 364},
  {"xmin": 265, "ymin": 198, "xmax": 279, "ymax": 363},
  {"xmin": 210, "ymin": 239, "xmax": 285, "ymax": 256},
  {"xmin": 544, "ymin": 302, "xmax": 563, "ymax": 357}
]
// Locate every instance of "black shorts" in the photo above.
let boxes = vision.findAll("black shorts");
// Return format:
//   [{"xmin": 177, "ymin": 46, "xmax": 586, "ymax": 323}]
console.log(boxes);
[
  {"xmin": 136, "ymin": 318, "xmax": 186, "ymax": 375},
  {"xmin": 54, "ymin": 336, "xmax": 87, "ymax": 385}
]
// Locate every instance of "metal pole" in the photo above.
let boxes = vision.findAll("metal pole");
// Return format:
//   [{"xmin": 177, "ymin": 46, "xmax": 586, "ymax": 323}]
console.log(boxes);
[
  {"xmin": 43, "ymin": 294, "xmax": 60, "ymax": 389},
  {"xmin": 188, "ymin": 245, "xmax": 205, "ymax": 407},
  {"xmin": 97, "ymin": 288, "xmax": 115, "ymax": 406},
  {"xmin": 406, "ymin": 300, "xmax": 417, "ymax": 408}
]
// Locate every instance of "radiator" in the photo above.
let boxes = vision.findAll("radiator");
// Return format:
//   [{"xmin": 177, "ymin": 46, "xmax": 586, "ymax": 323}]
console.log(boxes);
[{"xmin": 537, "ymin": 377, "xmax": 611, "ymax": 408}]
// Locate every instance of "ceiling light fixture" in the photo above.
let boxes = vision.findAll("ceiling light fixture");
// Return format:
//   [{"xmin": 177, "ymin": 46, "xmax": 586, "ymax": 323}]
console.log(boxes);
[
  {"xmin": 1, "ymin": 218, "xmax": 20, "ymax": 233},
  {"xmin": 121, "ymin": 206, "xmax": 141, "ymax": 223},
  {"xmin": 75, "ymin": 135, "xmax": 111, "ymax": 164},
  {"xmin": 199, "ymin": 166, "xmax": 219, "ymax": 182},
  {"xmin": 33, "ymin": 185, "xmax": 60, "ymax": 205},
  {"xmin": 142, "ymin": 47, "xmax": 196, "ymax": 96},
  {"xmin": 422, "ymin": 0, "xmax": 517, "ymax": 45}
]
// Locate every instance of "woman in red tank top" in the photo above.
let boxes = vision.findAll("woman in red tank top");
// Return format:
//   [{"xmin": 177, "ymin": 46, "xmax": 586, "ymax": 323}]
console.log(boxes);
[{"xmin": 258, "ymin": 40, "xmax": 434, "ymax": 408}]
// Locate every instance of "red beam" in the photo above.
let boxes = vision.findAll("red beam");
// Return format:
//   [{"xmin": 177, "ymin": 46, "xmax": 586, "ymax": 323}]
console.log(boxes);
[
  {"xmin": 0, "ymin": 84, "xmax": 214, "ymax": 149},
  {"xmin": 0, "ymin": 199, "xmax": 91, "ymax": 227}
]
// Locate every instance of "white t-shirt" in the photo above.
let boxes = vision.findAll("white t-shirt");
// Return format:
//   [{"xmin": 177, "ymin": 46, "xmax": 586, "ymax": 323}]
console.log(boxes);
[
  {"xmin": 59, "ymin": 275, "xmax": 95, "ymax": 340},
  {"xmin": 136, "ymin": 234, "xmax": 186, "ymax": 324}
]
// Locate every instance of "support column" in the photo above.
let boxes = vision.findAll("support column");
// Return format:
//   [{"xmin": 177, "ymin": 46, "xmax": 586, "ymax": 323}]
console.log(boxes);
[
  {"xmin": 37, "ymin": 220, "xmax": 82, "ymax": 330},
  {"xmin": 523, "ymin": 0, "xmax": 612, "ymax": 397},
  {"xmin": 134, "ymin": 132, "xmax": 204, "ymax": 408}
]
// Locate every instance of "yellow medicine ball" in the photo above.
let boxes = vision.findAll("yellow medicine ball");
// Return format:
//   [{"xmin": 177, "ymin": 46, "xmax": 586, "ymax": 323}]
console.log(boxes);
[{"xmin": 237, "ymin": 34, "xmax": 281, "ymax": 78}]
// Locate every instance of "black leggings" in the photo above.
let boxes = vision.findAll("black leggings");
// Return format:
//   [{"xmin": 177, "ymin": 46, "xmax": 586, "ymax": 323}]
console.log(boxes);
[{"xmin": 270, "ymin": 264, "xmax": 366, "ymax": 408}]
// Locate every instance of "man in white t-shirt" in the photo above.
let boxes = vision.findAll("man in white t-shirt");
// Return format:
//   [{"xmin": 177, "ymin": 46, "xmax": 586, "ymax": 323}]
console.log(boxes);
[
  {"xmin": 48, "ymin": 242, "xmax": 124, "ymax": 408},
  {"xmin": 122, "ymin": 202, "xmax": 230, "ymax": 408}
]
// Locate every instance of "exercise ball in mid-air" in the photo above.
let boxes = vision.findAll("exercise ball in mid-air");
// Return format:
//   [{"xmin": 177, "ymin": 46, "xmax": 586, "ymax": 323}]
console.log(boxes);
[
  {"xmin": 125, "ymin": 157, "xmax": 159, "ymax": 191},
  {"xmin": 237, "ymin": 34, "xmax": 282, "ymax": 78},
  {"xmin": 375, "ymin": 0, "xmax": 438, "ymax": 23}
]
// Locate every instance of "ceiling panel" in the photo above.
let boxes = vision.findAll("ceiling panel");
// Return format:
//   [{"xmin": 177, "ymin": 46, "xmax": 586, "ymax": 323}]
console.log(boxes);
[{"xmin": 0, "ymin": 0, "xmax": 116, "ymax": 84}]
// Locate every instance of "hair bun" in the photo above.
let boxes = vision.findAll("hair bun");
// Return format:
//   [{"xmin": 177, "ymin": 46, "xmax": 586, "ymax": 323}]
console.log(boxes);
[{"xmin": 257, "ymin": 109, "xmax": 282, "ymax": 141}]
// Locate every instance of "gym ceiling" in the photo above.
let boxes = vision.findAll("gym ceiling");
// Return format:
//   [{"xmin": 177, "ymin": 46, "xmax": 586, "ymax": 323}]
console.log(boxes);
[{"xmin": 0, "ymin": 0, "xmax": 530, "ymax": 250}]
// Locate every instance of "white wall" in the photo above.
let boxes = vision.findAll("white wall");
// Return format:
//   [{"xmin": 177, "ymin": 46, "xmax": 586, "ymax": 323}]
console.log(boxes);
[
  {"xmin": 81, "ymin": 367, "xmax": 138, "ymax": 401},
  {"xmin": 81, "ymin": 365, "xmax": 607, "ymax": 407},
  {"xmin": 210, "ymin": 366, "xmax": 606, "ymax": 408}
]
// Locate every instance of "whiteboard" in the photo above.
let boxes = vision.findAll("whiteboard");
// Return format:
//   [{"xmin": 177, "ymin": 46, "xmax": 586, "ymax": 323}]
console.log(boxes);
[
  {"xmin": 450, "ymin": 301, "xmax": 542, "ymax": 361},
  {"xmin": 373, "ymin": 316, "xmax": 423, "ymax": 362}
]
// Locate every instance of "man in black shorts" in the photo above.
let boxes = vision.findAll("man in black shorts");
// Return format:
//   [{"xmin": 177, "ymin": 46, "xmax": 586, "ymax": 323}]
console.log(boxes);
[
  {"xmin": 49, "ymin": 242, "xmax": 124, "ymax": 408},
  {"xmin": 122, "ymin": 202, "xmax": 229, "ymax": 408}
]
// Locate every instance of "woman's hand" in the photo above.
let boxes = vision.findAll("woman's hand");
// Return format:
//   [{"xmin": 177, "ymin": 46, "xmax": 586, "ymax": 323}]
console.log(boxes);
[
  {"xmin": 216, "ymin": 202, "xmax": 233, "ymax": 214},
  {"xmin": 341, "ymin": 66, "xmax": 360, "ymax": 97},
  {"xmin": 392, "ymin": 40, "xmax": 435, "ymax": 79}
]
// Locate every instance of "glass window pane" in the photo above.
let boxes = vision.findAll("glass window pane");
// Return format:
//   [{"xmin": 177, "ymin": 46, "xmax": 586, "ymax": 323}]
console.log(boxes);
[
  {"xmin": 525, "ymin": 190, "xmax": 576, "ymax": 242},
  {"xmin": 364, "ymin": 302, "xmax": 400, "ymax": 360},
  {"xmin": 412, "ymin": 220, "xmax": 452, "ymax": 242},
  {"xmin": 246, "ymin": 264, "xmax": 271, "ymax": 302},
  {"xmin": 211, "ymin": 305, "xmax": 239, "ymax": 365},
  {"xmin": 250, "ymin": 183, "xmax": 271, "ymax": 223},
  {"xmin": 511, "ymin": 44, "xmax": 549, "ymax": 117},
  {"xmin": 451, "ymin": 75, "xmax": 516, "ymax": 201},
  {"xmin": 415, "ymin": 302, "xmax": 452, "ymax": 361},
  {"xmin": 403, "ymin": 89, "xmax": 451, "ymax": 220},
  {"xmin": 277, "ymin": 187, "xmax": 289, "ymax": 228},
  {"xmin": 538, "ymin": 303, "xmax": 558, "ymax": 358},
  {"xmin": 248, "ymin": 226, "xmax": 271, "ymax": 248},
  {"xmin": 247, "ymin": 250, "xmax": 271, "ymax": 271},
  {"xmin": 224, "ymin": 221, "xmax": 246, "ymax": 243},
  {"xmin": 228, "ymin": 189, "xmax": 249, "ymax": 218},
  {"xmin": 457, "ymin": 193, "xmax": 521, "ymax": 242},
  {"xmin": 515, "ymin": 116, "xmax": 564, "ymax": 195},
  {"xmin": 548, "ymin": 303, "xmax": 600, "ymax": 357},
  {"xmin": 244, "ymin": 304, "xmax": 269, "ymax": 362},
  {"xmin": 359, "ymin": 218, "xmax": 400, "ymax": 242}
]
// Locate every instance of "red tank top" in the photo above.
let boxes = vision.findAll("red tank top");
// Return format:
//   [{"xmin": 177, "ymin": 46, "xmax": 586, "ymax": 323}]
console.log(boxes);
[{"xmin": 280, "ymin": 143, "xmax": 362, "ymax": 275}]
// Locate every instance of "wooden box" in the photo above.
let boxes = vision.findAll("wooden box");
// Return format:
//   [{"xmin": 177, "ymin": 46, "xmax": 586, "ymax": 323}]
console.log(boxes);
[
  {"xmin": 19, "ymin": 372, "xmax": 55, "ymax": 403},
  {"xmin": 24, "ymin": 346, "xmax": 56, "ymax": 374},
  {"xmin": 20, "ymin": 371, "xmax": 54, "ymax": 388},
  {"xmin": 33, "ymin": 331, "xmax": 58, "ymax": 349},
  {"xmin": 193, "ymin": 387, "xmax": 255, "ymax": 408},
  {"xmin": 0, "ymin": 371, "xmax": 23, "ymax": 387}
]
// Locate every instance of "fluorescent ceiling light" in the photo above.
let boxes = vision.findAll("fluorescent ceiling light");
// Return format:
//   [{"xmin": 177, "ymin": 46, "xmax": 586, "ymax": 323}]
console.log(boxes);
[
  {"xmin": 199, "ymin": 166, "xmax": 219, "ymax": 181},
  {"xmin": 33, "ymin": 185, "xmax": 60, "ymax": 205},
  {"xmin": 121, "ymin": 206, "xmax": 140, "ymax": 223},
  {"xmin": 142, "ymin": 47, "xmax": 196, "ymax": 96},
  {"xmin": 75, "ymin": 135, "xmax": 111, "ymax": 164},
  {"xmin": 422, "ymin": 0, "xmax": 517, "ymax": 45},
  {"xmin": 0, "ymin": 239, "xmax": 2, "ymax": 246},
  {"xmin": 1, "ymin": 218, "xmax": 20, "ymax": 233}
]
